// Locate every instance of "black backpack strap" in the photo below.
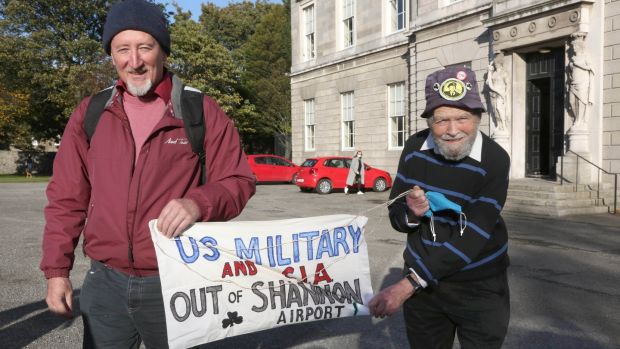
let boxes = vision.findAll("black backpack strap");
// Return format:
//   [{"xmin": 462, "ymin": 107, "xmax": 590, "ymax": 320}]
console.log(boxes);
[
  {"xmin": 84, "ymin": 87, "xmax": 115, "ymax": 142},
  {"xmin": 180, "ymin": 88, "xmax": 207, "ymax": 185}
]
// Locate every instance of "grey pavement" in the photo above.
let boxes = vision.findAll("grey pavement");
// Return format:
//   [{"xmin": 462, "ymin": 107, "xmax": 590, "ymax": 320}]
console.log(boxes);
[{"xmin": 0, "ymin": 182, "xmax": 619, "ymax": 348}]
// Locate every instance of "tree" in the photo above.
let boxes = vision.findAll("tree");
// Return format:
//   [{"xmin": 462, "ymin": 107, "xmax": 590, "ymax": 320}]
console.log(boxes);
[
  {"xmin": 0, "ymin": 83, "xmax": 30, "ymax": 149},
  {"xmin": 199, "ymin": 0, "xmax": 272, "ymax": 53},
  {"xmin": 238, "ymin": 1, "xmax": 291, "ymax": 153},
  {"xmin": 0, "ymin": 0, "xmax": 293, "ymax": 154},
  {"xmin": 169, "ymin": 8, "xmax": 258, "ymax": 139},
  {"xmin": 0, "ymin": 0, "xmax": 117, "ymax": 147}
]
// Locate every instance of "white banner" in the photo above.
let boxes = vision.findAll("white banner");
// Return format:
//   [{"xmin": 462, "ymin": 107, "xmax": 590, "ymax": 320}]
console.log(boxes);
[{"xmin": 149, "ymin": 214, "xmax": 373, "ymax": 349}]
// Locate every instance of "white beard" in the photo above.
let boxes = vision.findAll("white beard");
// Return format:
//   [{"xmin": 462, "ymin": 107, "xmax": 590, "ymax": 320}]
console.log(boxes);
[
  {"xmin": 127, "ymin": 79, "xmax": 153, "ymax": 97},
  {"xmin": 434, "ymin": 128, "xmax": 478, "ymax": 161}
]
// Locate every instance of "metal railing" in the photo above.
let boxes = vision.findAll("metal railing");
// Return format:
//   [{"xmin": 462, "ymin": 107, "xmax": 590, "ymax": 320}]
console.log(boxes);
[{"xmin": 559, "ymin": 150, "xmax": 618, "ymax": 214}]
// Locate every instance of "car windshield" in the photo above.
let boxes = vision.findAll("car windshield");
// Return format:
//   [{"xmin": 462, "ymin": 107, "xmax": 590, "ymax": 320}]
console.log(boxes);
[{"xmin": 301, "ymin": 159, "xmax": 317, "ymax": 167}]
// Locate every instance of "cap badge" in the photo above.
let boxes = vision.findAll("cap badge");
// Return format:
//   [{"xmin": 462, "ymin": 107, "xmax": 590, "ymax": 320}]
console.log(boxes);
[{"xmin": 438, "ymin": 78, "xmax": 467, "ymax": 101}]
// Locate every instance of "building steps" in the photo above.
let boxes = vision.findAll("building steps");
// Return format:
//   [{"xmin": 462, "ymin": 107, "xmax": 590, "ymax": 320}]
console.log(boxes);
[{"xmin": 504, "ymin": 178, "xmax": 616, "ymax": 216}]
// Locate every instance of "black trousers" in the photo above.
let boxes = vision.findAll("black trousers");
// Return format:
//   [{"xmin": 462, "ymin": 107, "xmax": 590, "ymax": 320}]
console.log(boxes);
[
  {"xmin": 80, "ymin": 260, "xmax": 168, "ymax": 349},
  {"xmin": 403, "ymin": 271, "xmax": 510, "ymax": 349},
  {"xmin": 355, "ymin": 174, "xmax": 363, "ymax": 191}
]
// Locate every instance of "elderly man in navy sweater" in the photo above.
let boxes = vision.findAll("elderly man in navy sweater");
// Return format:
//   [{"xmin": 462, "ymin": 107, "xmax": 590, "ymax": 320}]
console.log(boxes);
[{"xmin": 369, "ymin": 67, "xmax": 511, "ymax": 349}]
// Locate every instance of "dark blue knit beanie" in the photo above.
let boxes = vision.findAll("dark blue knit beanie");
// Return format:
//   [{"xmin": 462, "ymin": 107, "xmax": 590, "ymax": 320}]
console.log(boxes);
[{"xmin": 102, "ymin": 0, "xmax": 170, "ymax": 55}]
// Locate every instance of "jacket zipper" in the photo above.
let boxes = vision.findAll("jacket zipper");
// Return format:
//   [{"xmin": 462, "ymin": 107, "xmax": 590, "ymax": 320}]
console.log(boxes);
[
  {"xmin": 127, "ymin": 121, "xmax": 138, "ymax": 275},
  {"xmin": 108, "ymin": 100, "xmax": 139, "ymax": 275},
  {"xmin": 126, "ymin": 106, "xmax": 169, "ymax": 275}
]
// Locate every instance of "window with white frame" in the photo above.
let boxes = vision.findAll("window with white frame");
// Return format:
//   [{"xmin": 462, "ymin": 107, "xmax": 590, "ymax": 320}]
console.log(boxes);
[
  {"xmin": 304, "ymin": 99, "xmax": 315, "ymax": 150},
  {"xmin": 342, "ymin": 0, "xmax": 354, "ymax": 48},
  {"xmin": 388, "ymin": 82, "xmax": 406, "ymax": 149},
  {"xmin": 341, "ymin": 92, "xmax": 355, "ymax": 149},
  {"xmin": 302, "ymin": 4, "xmax": 315, "ymax": 60},
  {"xmin": 389, "ymin": 0, "xmax": 406, "ymax": 33}
]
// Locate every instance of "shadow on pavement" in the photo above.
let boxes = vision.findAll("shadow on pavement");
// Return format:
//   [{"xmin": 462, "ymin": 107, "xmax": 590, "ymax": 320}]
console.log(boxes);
[{"xmin": 0, "ymin": 290, "xmax": 82, "ymax": 349}]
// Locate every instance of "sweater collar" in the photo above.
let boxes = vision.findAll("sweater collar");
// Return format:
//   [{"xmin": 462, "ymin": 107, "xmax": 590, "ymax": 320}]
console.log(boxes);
[{"xmin": 421, "ymin": 130, "xmax": 483, "ymax": 162}]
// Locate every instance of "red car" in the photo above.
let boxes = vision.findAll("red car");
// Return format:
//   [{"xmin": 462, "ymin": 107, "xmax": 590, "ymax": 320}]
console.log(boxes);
[
  {"xmin": 247, "ymin": 154, "xmax": 300, "ymax": 183},
  {"xmin": 295, "ymin": 156, "xmax": 392, "ymax": 194}
]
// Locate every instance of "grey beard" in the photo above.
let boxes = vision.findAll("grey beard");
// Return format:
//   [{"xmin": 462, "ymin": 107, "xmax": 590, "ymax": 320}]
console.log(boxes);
[
  {"xmin": 434, "ymin": 130, "xmax": 478, "ymax": 161},
  {"xmin": 127, "ymin": 79, "xmax": 153, "ymax": 97}
]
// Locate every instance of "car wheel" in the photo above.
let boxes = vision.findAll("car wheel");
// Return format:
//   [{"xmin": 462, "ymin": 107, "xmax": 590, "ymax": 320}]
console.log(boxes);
[
  {"xmin": 291, "ymin": 173, "xmax": 298, "ymax": 184},
  {"xmin": 316, "ymin": 179, "xmax": 332, "ymax": 194},
  {"xmin": 373, "ymin": 177, "xmax": 388, "ymax": 192}
]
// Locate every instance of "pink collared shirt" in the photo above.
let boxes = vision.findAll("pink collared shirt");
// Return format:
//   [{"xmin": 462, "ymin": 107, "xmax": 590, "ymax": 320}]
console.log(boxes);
[{"xmin": 122, "ymin": 93, "xmax": 166, "ymax": 165}]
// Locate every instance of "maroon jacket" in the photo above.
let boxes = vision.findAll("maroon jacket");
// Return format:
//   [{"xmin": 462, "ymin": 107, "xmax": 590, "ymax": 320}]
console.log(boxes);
[{"xmin": 40, "ymin": 74, "xmax": 256, "ymax": 278}]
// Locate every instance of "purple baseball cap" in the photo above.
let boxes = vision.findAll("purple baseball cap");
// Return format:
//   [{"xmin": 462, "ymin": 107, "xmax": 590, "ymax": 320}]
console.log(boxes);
[{"xmin": 421, "ymin": 67, "xmax": 485, "ymax": 118}]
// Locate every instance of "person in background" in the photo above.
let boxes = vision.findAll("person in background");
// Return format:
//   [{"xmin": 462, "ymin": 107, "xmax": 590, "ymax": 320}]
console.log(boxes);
[
  {"xmin": 40, "ymin": 1, "xmax": 256, "ymax": 347},
  {"xmin": 25, "ymin": 154, "xmax": 34, "ymax": 178},
  {"xmin": 345, "ymin": 150, "xmax": 365, "ymax": 195},
  {"xmin": 369, "ymin": 67, "xmax": 511, "ymax": 349}
]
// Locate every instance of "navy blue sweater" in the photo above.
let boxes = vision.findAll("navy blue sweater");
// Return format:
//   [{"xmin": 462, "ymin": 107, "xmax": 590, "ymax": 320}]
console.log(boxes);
[{"xmin": 389, "ymin": 129, "xmax": 510, "ymax": 284}]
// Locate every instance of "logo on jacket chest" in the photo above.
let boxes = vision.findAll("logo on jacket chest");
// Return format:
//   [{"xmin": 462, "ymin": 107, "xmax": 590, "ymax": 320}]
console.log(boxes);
[{"xmin": 165, "ymin": 137, "xmax": 189, "ymax": 145}]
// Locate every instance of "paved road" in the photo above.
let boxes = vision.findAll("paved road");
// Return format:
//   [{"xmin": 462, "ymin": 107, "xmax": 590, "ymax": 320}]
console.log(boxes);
[{"xmin": 0, "ymin": 183, "xmax": 619, "ymax": 348}]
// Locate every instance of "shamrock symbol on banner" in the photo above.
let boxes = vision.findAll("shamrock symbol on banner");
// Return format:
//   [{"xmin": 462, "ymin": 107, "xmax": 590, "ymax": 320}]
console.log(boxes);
[{"xmin": 222, "ymin": 311, "xmax": 243, "ymax": 328}]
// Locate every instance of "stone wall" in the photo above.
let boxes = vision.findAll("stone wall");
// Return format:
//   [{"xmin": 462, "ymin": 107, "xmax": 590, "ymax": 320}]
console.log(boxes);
[
  {"xmin": 0, "ymin": 151, "xmax": 20, "ymax": 174},
  {"xmin": 604, "ymin": 0, "xmax": 620, "ymax": 175},
  {"xmin": 291, "ymin": 46, "xmax": 409, "ymax": 175},
  {"xmin": 0, "ymin": 151, "xmax": 56, "ymax": 175}
]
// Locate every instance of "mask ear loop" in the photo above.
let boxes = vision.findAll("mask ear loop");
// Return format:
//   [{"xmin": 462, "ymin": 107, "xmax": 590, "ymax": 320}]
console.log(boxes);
[
  {"xmin": 459, "ymin": 212, "xmax": 467, "ymax": 236},
  {"xmin": 429, "ymin": 213, "xmax": 437, "ymax": 242}
]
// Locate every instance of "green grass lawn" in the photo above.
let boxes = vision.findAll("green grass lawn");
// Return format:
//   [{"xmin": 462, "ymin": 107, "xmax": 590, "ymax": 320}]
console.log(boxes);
[{"xmin": 0, "ymin": 174, "xmax": 51, "ymax": 183}]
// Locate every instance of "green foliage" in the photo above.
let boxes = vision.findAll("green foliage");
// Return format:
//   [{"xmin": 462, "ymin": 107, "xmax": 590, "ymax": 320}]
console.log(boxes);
[
  {"xmin": 0, "ymin": 84, "xmax": 30, "ymax": 149},
  {"xmin": 199, "ymin": 1, "xmax": 273, "ymax": 52},
  {"xmin": 0, "ymin": 0, "xmax": 292, "ymax": 154},
  {"xmin": 0, "ymin": 0, "xmax": 117, "ymax": 145},
  {"xmin": 176, "ymin": 1, "xmax": 292, "ymax": 153},
  {"xmin": 168, "ymin": 11, "xmax": 258, "ymax": 137},
  {"xmin": 195, "ymin": 1, "xmax": 291, "ymax": 153},
  {"xmin": 0, "ymin": 174, "xmax": 51, "ymax": 183},
  {"xmin": 239, "ymin": 3, "xmax": 291, "ymax": 135}
]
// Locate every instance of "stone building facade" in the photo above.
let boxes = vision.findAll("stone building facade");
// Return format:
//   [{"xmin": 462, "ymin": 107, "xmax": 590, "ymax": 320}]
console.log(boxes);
[{"xmin": 290, "ymin": 0, "xmax": 619, "ymax": 185}]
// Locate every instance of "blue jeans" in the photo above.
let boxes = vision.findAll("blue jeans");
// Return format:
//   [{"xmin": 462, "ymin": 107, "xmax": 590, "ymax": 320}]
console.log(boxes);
[{"xmin": 80, "ymin": 260, "xmax": 168, "ymax": 349}]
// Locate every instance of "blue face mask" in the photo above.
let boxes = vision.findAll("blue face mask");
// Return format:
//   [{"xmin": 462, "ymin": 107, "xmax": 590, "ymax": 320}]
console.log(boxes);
[
  {"xmin": 424, "ymin": 191, "xmax": 462, "ymax": 218},
  {"xmin": 423, "ymin": 191, "xmax": 467, "ymax": 241}
]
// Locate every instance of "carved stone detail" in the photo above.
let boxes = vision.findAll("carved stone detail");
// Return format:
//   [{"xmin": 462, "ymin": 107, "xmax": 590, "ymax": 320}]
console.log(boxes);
[
  {"xmin": 510, "ymin": 27, "xmax": 518, "ymax": 37},
  {"xmin": 569, "ymin": 10, "xmax": 580, "ymax": 23},
  {"xmin": 490, "ymin": 8, "xmax": 586, "ymax": 51}
]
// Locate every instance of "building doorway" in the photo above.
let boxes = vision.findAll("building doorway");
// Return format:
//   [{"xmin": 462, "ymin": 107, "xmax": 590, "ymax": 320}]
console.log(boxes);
[{"xmin": 525, "ymin": 49, "xmax": 564, "ymax": 178}]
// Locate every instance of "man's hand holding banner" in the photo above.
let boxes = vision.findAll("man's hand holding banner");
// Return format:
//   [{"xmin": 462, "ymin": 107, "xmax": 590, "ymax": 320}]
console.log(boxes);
[{"xmin": 149, "ymin": 214, "xmax": 374, "ymax": 349}]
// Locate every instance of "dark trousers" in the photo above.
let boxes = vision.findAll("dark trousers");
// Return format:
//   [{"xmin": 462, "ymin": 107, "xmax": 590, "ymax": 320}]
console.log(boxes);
[
  {"xmin": 403, "ymin": 271, "xmax": 510, "ymax": 349},
  {"xmin": 80, "ymin": 260, "xmax": 168, "ymax": 349},
  {"xmin": 355, "ymin": 174, "xmax": 363, "ymax": 191}
]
